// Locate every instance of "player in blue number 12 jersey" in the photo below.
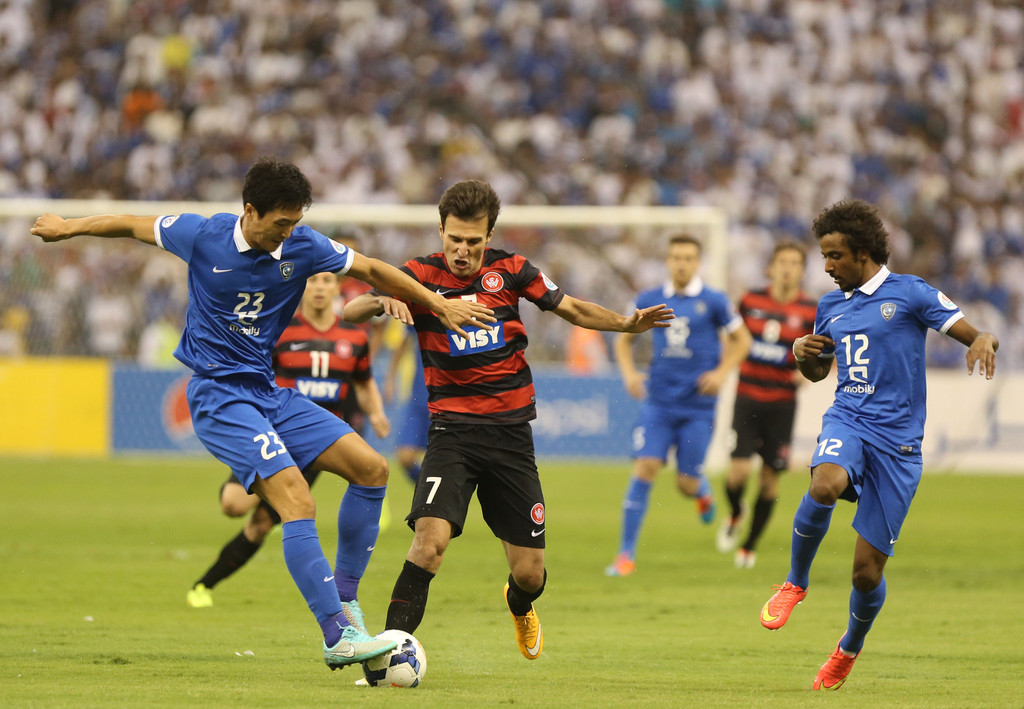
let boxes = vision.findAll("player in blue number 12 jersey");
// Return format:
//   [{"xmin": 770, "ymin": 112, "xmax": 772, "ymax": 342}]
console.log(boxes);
[
  {"xmin": 30, "ymin": 157, "xmax": 494, "ymax": 671},
  {"xmin": 759, "ymin": 200, "xmax": 998, "ymax": 691}
]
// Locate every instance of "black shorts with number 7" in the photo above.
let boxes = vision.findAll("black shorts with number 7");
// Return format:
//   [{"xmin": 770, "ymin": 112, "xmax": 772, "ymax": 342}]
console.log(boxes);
[{"xmin": 406, "ymin": 421, "xmax": 547, "ymax": 549}]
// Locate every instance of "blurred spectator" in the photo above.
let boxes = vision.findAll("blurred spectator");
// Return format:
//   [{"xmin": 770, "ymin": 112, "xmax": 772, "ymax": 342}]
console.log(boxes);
[{"xmin": 0, "ymin": 0, "xmax": 1021, "ymax": 366}]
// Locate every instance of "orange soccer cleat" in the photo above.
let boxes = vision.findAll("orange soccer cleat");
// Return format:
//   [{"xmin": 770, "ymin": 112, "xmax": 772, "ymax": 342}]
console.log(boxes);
[
  {"xmin": 813, "ymin": 639, "xmax": 859, "ymax": 690},
  {"xmin": 760, "ymin": 581, "xmax": 807, "ymax": 630}
]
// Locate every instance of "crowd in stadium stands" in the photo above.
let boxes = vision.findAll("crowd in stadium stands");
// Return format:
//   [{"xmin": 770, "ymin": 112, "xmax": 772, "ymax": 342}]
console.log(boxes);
[{"xmin": 0, "ymin": 0, "xmax": 1021, "ymax": 366}]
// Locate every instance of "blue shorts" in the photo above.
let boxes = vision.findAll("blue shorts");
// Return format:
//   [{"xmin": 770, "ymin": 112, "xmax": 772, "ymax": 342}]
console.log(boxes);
[
  {"xmin": 631, "ymin": 402, "xmax": 714, "ymax": 477},
  {"xmin": 811, "ymin": 420, "xmax": 922, "ymax": 556},
  {"xmin": 396, "ymin": 381, "xmax": 430, "ymax": 450},
  {"xmin": 187, "ymin": 374, "xmax": 353, "ymax": 491}
]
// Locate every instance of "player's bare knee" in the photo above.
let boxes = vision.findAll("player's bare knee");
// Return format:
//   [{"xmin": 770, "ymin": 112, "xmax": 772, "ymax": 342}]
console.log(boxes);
[
  {"xmin": 851, "ymin": 566, "xmax": 882, "ymax": 592},
  {"xmin": 676, "ymin": 474, "xmax": 700, "ymax": 496},
  {"xmin": 351, "ymin": 451, "xmax": 389, "ymax": 486},
  {"xmin": 513, "ymin": 565, "xmax": 545, "ymax": 592}
]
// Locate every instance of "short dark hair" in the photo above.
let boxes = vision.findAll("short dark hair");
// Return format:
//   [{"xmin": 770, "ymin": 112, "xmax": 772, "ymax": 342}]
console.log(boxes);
[
  {"xmin": 438, "ymin": 180, "xmax": 501, "ymax": 233},
  {"xmin": 771, "ymin": 239, "xmax": 807, "ymax": 265},
  {"xmin": 242, "ymin": 157, "xmax": 313, "ymax": 217},
  {"xmin": 668, "ymin": 233, "xmax": 702, "ymax": 254},
  {"xmin": 812, "ymin": 199, "xmax": 890, "ymax": 265}
]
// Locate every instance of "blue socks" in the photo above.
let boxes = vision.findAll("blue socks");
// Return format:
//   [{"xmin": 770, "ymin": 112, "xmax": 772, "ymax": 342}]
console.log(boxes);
[
  {"xmin": 787, "ymin": 492, "xmax": 835, "ymax": 589},
  {"xmin": 842, "ymin": 576, "xmax": 886, "ymax": 654},
  {"xmin": 281, "ymin": 519, "xmax": 342, "ymax": 642},
  {"xmin": 334, "ymin": 483, "xmax": 386, "ymax": 602},
  {"xmin": 619, "ymin": 477, "xmax": 652, "ymax": 557}
]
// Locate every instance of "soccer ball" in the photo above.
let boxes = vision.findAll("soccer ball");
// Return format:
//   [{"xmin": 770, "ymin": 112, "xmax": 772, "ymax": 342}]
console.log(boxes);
[{"xmin": 360, "ymin": 629, "xmax": 427, "ymax": 688}]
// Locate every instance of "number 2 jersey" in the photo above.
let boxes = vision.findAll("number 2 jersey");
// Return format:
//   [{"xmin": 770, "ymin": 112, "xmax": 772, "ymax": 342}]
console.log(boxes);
[
  {"xmin": 633, "ymin": 278, "xmax": 743, "ymax": 415},
  {"xmin": 272, "ymin": 312, "xmax": 372, "ymax": 420},
  {"xmin": 813, "ymin": 266, "xmax": 963, "ymax": 453},
  {"xmin": 399, "ymin": 248, "xmax": 564, "ymax": 424},
  {"xmin": 154, "ymin": 213, "xmax": 353, "ymax": 384}
]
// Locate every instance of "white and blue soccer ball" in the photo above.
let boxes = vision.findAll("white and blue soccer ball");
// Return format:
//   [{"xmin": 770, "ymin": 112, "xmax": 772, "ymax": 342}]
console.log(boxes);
[{"xmin": 360, "ymin": 629, "xmax": 427, "ymax": 688}]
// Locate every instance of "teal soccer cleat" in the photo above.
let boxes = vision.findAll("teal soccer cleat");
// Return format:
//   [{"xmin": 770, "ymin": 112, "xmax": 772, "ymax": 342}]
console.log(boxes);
[
  {"xmin": 323, "ymin": 626, "xmax": 396, "ymax": 670},
  {"xmin": 340, "ymin": 599, "xmax": 369, "ymax": 635}
]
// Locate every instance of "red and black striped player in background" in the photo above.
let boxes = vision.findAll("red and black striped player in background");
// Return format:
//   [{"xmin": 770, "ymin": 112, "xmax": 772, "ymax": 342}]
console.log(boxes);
[
  {"xmin": 330, "ymin": 228, "xmax": 388, "ymax": 435},
  {"xmin": 717, "ymin": 241, "xmax": 818, "ymax": 569},
  {"xmin": 187, "ymin": 269, "xmax": 391, "ymax": 608},
  {"xmin": 344, "ymin": 179, "xmax": 673, "ymax": 662}
]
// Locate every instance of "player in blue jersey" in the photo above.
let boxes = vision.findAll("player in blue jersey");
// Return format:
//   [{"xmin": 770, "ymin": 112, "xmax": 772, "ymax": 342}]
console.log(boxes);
[
  {"xmin": 30, "ymin": 157, "xmax": 494, "ymax": 671},
  {"xmin": 606, "ymin": 234, "xmax": 752, "ymax": 577},
  {"xmin": 759, "ymin": 200, "xmax": 998, "ymax": 691}
]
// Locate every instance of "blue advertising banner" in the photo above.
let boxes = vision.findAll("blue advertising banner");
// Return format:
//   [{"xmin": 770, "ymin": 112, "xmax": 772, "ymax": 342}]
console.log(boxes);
[{"xmin": 112, "ymin": 365, "xmax": 206, "ymax": 453}]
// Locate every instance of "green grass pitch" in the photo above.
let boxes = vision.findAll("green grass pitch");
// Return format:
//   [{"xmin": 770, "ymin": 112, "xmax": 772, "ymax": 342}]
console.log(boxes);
[{"xmin": 1, "ymin": 456, "xmax": 1021, "ymax": 707}]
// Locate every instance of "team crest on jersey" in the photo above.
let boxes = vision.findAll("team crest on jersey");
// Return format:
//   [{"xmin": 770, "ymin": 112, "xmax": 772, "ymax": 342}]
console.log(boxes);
[
  {"xmin": 880, "ymin": 302, "xmax": 897, "ymax": 321},
  {"xmin": 334, "ymin": 341, "xmax": 353, "ymax": 358},
  {"xmin": 541, "ymin": 273, "xmax": 558, "ymax": 291},
  {"xmin": 161, "ymin": 215, "xmax": 179, "ymax": 228},
  {"xmin": 695, "ymin": 301, "xmax": 707, "ymax": 315},
  {"xmin": 280, "ymin": 262, "xmax": 294, "ymax": 280},
  {"xmin": 937, "ymin": 291, "xmax": 957, "ymax": 310},
  {"xmin": 481, "ymin": 271, "xmax": 504, "ymax": 292},
  {"xmin": 530, "ymin": 503, "xmax": 545, "ymax": 524}
]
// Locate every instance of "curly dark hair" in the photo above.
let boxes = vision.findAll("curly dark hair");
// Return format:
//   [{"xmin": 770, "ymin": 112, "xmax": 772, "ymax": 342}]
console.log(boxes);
[
  {"xmin": 811, "ymin": 199, "xmax": 890, "ymax": 265},
  {"xmin": 242, "ymin": 157, "xmax": 313, "ymax": 217},
  {"xmin": 438, "ymin": 180, "xmax": 501, "ymax": 233}
]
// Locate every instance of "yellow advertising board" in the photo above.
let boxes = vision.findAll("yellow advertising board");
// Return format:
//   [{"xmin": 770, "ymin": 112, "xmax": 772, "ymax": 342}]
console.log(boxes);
[{"xmin": 0, "ymin": 358, "xmax": 109, "ymax": 456}]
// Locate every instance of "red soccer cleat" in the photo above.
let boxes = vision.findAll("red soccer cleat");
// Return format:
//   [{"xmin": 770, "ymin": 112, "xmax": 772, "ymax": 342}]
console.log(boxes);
[
  {"xmin": 760, "ymin": 581, "xmax": 807, "ymax": 630},
  {"xmin": 813, "ymin": 639, "xmax": 859, "ymax": 690}
]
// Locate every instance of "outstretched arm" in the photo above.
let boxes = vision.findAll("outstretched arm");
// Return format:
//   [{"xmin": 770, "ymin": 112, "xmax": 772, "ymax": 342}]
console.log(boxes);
[
  {"xmin": 552, "ymin": 295, "xmax": 674, "ymax": 333},
  {"xmin": 947, "ymin": 318, "xmax": 998, "ymax": 380},
  {"xmin": 32, "ymin": 214, "xmax": 159, "ymax": 245},
  {"xmin": 345, "ymin": 253, "xmax": 495, "ymax": 338}
]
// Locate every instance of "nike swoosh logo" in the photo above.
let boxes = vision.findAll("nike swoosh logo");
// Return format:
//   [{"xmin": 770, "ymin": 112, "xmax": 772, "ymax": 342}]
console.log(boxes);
[
  {"xmin": 851, "ymin": 612, "xmax": 871, "ymax": 622},
  {"xmin": 328, "ymin": 642, "xmax": 355, "ymax": 658},
  {"xmin": 525, "ymin": 626, "xmax": 542, "ymax": 656},
  {"xmin": 289, "ymin": 342, "xmax": 309, "ymax": 350},
  {"xmin": 830, "ymin": 314, "xmax": 844, "ymax": 324},
  {"xmin": 531, "ymin": 528, "xmax": 545, "ymax": 537},
  {"xmin": 366, "ymin": 546, "xmax": 375, "ymax": 552},
  {"xmin": 889, "ymin": 538, "xmax": 898, "ymax": 545},
  {"xmin": 213, "ymin": 267, "xmax": 232, "ymax": 273},
  {"xmin": 323, "ymin": 575, "xmax": 335, "ymax": 583},
  {"xmin": 761, "ymin": 605, "xmax": 779, "ymax": 624},
  {"xmin": 794, "ymin": 527, "xmax": 814, "ymax": 538},
  {"xmin": 436, "ymin": 288, "xmax": 458, "ymax": 295}
]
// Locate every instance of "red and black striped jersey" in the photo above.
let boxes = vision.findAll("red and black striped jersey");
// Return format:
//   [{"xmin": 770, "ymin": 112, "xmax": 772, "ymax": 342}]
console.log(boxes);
[
  {"xmin": 736, "ymin": 288, "xmax": 818, "ymax": 404},
  {"xmin": 272, "ymin": 312, "xmax": 372, "ymax": 420},
  {"xmin": 401, "ymin": 248, "xmax": 564, "ymax": 424}
]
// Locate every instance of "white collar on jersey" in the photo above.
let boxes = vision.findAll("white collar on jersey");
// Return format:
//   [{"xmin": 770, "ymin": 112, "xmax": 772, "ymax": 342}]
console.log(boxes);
[
  {"xmin": 844, "ymin": 265, "xmax": 891, "ymax": 299},
  {"xmin": 233, "ymin": 217, "xmax": 284, "ymax": 260},
  {"xmin": 663, "ymin": 276, "xmax": 704, "ymax": 298}
]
